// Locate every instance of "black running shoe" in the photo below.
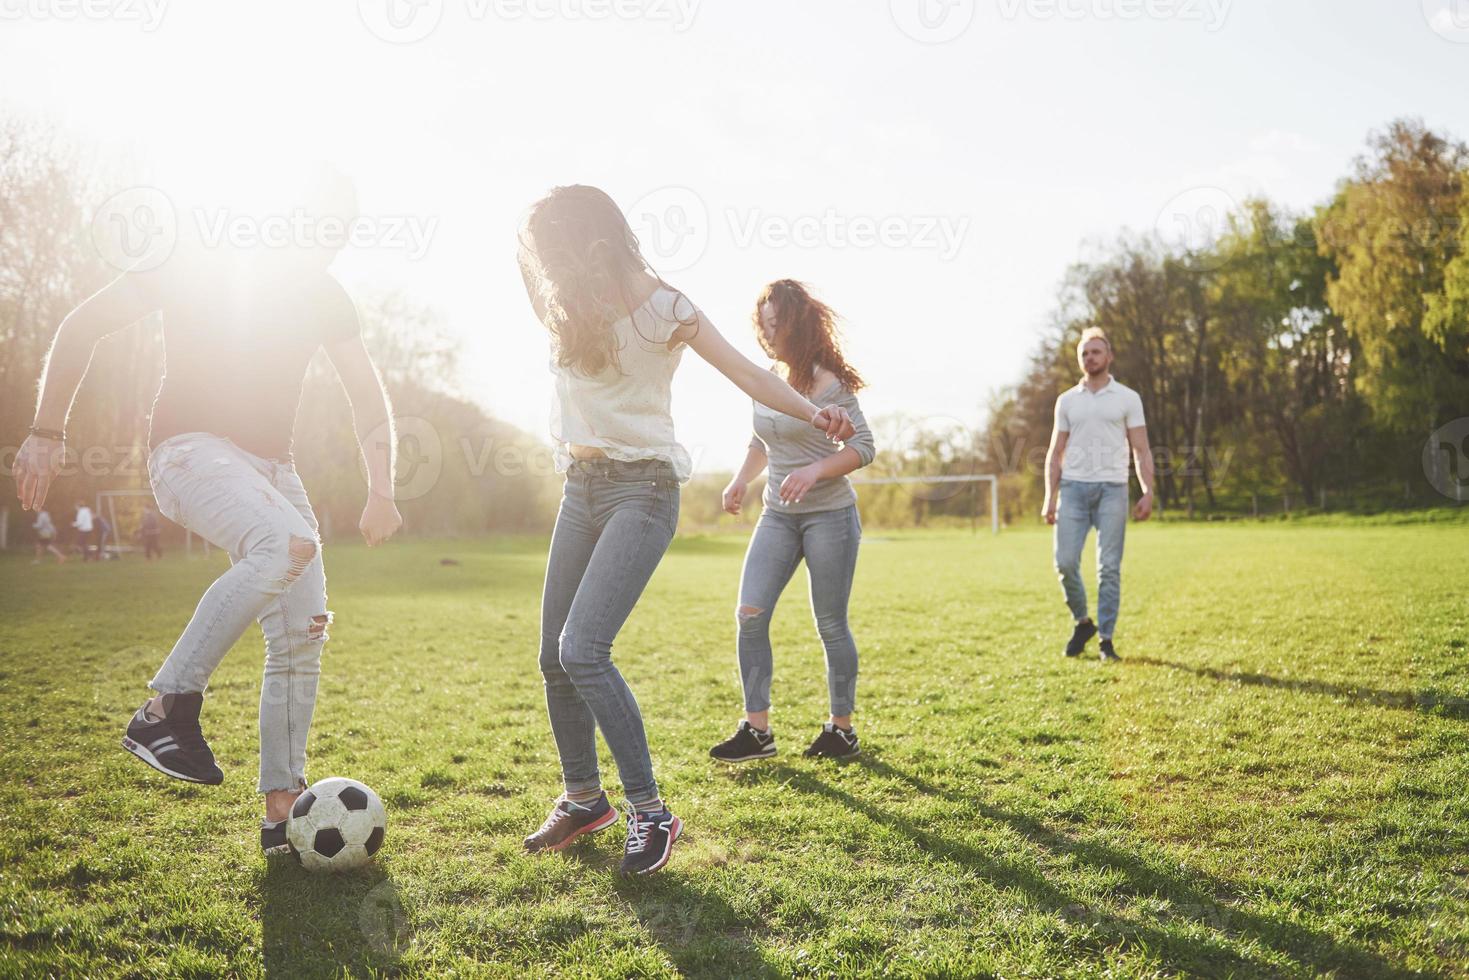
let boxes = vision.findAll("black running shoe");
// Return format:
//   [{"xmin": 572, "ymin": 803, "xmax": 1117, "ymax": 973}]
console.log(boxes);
[
  {"xmin": 1065, "ymin": 620, "xmax": 1098, "ymax": 657},
  {"xmin": 804, "ymin": 723, "xmax": 860, "ymax": 759},
  {"xmin": 121, "ymin": 692, "xmax": 223, "ymax": 785},
  {"xmin": 620, "ymin": 807, "xmax": 682, "ymax": 876},
  {"xmin": 1099, "ymin": 638, "xmax": 1122, "ymax": 663},
  {"xmin": 523, "ymin": 793, "xmax": 619, "ymax": 853},
  {"xmin": 261, "ymin": 819, "xmax": 289, "ymax": 856},
  {"xmin": 709, "ymin": 720, "xmax": 776, "ymax": 763}
]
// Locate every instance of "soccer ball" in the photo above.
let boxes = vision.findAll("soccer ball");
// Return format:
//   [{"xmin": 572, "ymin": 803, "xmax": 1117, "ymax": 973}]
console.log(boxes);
[{"xmin": 287, "ymin": 776, "xmax": 387, "ymax": 872}]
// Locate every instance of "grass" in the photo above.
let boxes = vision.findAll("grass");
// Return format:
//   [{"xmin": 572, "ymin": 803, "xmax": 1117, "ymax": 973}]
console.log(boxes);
[{"xmin": 1, "ymin": 520, "xmax": 1467, "ymax": 978}]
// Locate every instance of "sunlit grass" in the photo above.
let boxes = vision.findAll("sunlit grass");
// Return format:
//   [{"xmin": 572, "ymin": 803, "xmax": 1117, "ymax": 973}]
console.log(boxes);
[{"xmin": 1, "ymin": 521, "xmax": 1466, "ymax": 977}]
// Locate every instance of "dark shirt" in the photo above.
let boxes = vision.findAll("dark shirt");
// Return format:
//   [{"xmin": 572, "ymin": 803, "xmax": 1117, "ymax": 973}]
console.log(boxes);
[{"xmin": 131, "ymin": 249, "xmax": 360, "ymax": 461}]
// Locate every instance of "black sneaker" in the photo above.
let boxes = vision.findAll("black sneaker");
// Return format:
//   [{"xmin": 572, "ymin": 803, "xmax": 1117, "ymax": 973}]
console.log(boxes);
[
  {"xmin": 121, "ymin": 692, "xmax": 223, "ymax": 785},
  {"xmin": 523, "ymin": 793, "xmax": 619, "ymax": 853},
  {"xmin": 804, "ymin": 723, "xmax": 860, "ymax": 759},
  {"xmin": 709, "ymin": 721, "xmax": 776, "ymax": 763},
  {"xmin": 261, "ymin": 819, "xmax": 289, "ymax": 856},
  {"xmin": 1099, "ymin": 638, "xmax": 1122, "ymax": 663},
  {"xmin": 1065, "ymin": 620, "xmax": 1098, "ymax": 657},
  {"xmin": 619, "ymin": 807, "xmax": 682, "ymax": 876}
]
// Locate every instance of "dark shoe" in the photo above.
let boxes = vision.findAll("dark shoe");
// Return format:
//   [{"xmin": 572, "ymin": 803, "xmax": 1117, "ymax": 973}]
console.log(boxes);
[
  {"xmin": 1065, "ymin": 620, "xmax": 1098, "ymax": 657},
  {"xmin": 619, "ymin": 807, "xmax": 682, "ymax": 876},
  {"xmin": 709, "ymin": 720, "xmax": 776, "ymax": 763},
  {"xmin": 261, "ymin": 819, "xmax": 290, "ymax": 856},
  {"xmin": 804, "ymin": 723, "xmax": 860, "ymax": 759},
  {"xmin": 121, "ymin": 692, "xmax": 223, "ymax": 785},
  {"xmin": 1099, "ymin": 638, "xmax": 1122, "ymax": 663},
  {"xmin": 523, "ymin": 793, "xmax": 619, "ymax": 853}
]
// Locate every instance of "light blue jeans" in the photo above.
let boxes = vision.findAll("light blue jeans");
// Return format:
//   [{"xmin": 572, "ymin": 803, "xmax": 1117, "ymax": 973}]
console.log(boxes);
[
  {"xmin": 736, "ymin": 504, "xmax": 861, "ymax": 717},
  {"xmin": 147, "ymin": 432, "xmax": 329, "ymax": 794},
  {"xmin": 1054, "ymin": 479, "xmax": 1128, "ymax": 639},
  {"xmin": 539, "ymin": 457, "xmax": 680, "ymax": 806}
]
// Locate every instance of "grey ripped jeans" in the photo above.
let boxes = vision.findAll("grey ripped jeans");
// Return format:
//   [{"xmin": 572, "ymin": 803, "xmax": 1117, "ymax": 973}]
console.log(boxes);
[
  {"xmin": 539, "ymin": 457, "xmax": 680, "ymax": 807},
  {"xmin": 147, "ymin": 432, "xmax": 329, "ymax": 794},
  {"xmin": 736, "ymin": 503, "xmax": 862, "ymax": 718}
]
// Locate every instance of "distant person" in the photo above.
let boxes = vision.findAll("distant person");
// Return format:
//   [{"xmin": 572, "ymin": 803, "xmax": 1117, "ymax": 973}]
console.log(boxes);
[
  {"xmin": 1042, "ymin": 328, "xmax": 1155, "ymax": 662},
  {"xmin": 12, "ymin": 168, "xmax": 403, "ymax": 855},
  {"xmin": 141, "ymin": 504, "xmax": 163, "ymax": 560},
  {"xmin": 712, "ymin": 280, "xmax": 875, "ymax": 764},
  {"xmin": 516, "ymin": 185, "xmax": 855, "ymax": 875},
  {"xmin": 31, "ymin": 508, "xmax": 65, "ymax": 564},
  {"xmin": 72, "ymin": 501, "xmax": 97, "ymax": 561},
  {"xmin": 96, "ymin": 514, "xmax": 113, "ymax": 559}
]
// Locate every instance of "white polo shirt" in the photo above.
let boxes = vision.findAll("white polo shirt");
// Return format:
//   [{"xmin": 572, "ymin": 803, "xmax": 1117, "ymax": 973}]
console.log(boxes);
[{"xmin": 1054, "ymin": 376, "xmax": 1146, "ymax": 485}]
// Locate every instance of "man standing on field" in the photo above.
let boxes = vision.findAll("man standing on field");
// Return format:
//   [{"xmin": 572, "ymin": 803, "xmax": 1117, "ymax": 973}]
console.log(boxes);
[{"xmin": 1042, "ymin": 328, "xmax": 1155, "ymax": 662}]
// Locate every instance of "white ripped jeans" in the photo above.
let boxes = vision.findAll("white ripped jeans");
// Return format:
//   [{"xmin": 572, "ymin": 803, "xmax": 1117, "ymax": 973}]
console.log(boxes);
[{"xmin": 147, "ymin": 432, "xmax": 329, "ymax": 794}]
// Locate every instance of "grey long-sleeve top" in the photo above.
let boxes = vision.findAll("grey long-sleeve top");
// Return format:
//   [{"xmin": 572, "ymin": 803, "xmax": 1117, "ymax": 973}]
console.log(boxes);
[{"xmin": 750, "ymin": 379, "xmax": 877, "ymax": 514}]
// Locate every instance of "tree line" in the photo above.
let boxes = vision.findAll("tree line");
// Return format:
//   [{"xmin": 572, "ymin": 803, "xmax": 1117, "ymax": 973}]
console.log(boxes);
[
  {"xmin": 3, "ymin": 116, "xmax": 1465, "ymax": 545},
  {"xmin": 967, "ymin": 118, "xmax": 1468, "ymax": 523}
]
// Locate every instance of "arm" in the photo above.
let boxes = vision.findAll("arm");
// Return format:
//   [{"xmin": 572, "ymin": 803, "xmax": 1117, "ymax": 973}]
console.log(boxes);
[
  {"xmin": 15, "ymin": 272, "xmax": 158, "ymax": 511},
  {"xmin": 1128, "ymin": 425, "xmax": 1155, "ymax": 521},
  {"xmin": 680, "ymin": 312, "xmax": 855, "ymax": 442},
  {"xmin": 323, "ymin": 334, "xmax": 403, "ymax": 546},
  {"xmin": 722, "ymin": 439, "xmax": 769, "ymax": 514},
  {"xmin": 1042, "ymin": 429, "xmax": 1068, "ymax": 525},
  {"xmin": 777, "ymin": 387, "xmax": 876, "ymax": 504}
]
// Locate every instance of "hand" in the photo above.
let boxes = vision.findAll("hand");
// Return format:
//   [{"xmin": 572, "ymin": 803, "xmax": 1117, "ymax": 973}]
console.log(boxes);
[
  {"xmin": 1042, "ymin": 497, "xmax": 1057, "ymax": 526},
  {"xmin": 779, "ymin": 464, "xmax": 820, "ymax": 506},
  {"xmin": 1133, "ymin": 491, "xmax": 1153, "ymax": 522},
  {"xmin": 722, "ymin": 480, "xmax": 747, "ymax": 515},
  {"xmin": 14, "ymin": 434, "xmax": 66, "ymax": 511},
  {"xmin": 811, "ymin": 405, "xmax": 855, "ymax": 442},
  {"xmin": 360, "ymin": 492, "xmax": 403, "ymax": 547}
]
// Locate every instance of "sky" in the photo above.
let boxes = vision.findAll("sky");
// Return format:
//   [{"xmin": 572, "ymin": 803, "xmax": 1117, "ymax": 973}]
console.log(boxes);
[{"xmin": 2, "ymin": 0, "xmax": 1467, "ymax": 473}]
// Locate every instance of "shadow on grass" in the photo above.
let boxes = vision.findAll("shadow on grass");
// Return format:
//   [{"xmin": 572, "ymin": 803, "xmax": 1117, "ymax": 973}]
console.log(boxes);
[
  {"xmin": 752, "ymin": 754, "xmax": 1424, "ymax": 979},
  {"xmin": 554, "ymin": 846, "xmax": 779, "ymax": 978},
  {"xmin": 260, "ymin": 859, "xmax": 406, "ymax": 979},
  {"xmin": 1129, "ymin": 655, "xmax": 1469, "ymax": 720}
]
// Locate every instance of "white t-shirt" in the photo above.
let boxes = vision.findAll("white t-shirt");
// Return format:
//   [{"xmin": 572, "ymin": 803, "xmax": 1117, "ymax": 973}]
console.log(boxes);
[
  {"xmin": 1053, "ymin": 376, "xmax": 1146, "ymax": 485},
  {"xmin": 73, "ymin": 506, "xmax": 94, "ymax": 533},
  {"xmin": 548, "ymin": 286, "xmax": 695, "ymax": 482}
]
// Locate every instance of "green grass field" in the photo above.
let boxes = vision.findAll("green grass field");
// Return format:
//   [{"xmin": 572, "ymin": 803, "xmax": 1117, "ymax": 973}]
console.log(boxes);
[{"xmin": 2, "ymin": 520, "xmax": 1467, "ymax": 978}]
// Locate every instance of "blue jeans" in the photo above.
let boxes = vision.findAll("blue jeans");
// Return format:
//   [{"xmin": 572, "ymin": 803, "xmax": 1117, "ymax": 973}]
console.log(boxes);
[
  {"xmin": 539, "ymin": 457, "xmax": 680, "ymax": 806},
  {"xmin": 1054, "ymin": 479, "xmax": 1128, "ymax": 639},
  {"xmin": 146, "ymin": 432, "xmax": 328, "ymax": 794},
  {"xmin": 736, "ymin": 504, "xmax": 861, "ymax": 717}
]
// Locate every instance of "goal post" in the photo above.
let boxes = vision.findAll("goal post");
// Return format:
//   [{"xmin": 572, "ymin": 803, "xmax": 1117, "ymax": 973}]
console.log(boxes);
[
  {"xmin": 849, "ymin": 473, "xmax": 1000, "ymax": 534},
  {"xmin": 96, "ymin": 489, "xmax": 210, "ymax": 558}
]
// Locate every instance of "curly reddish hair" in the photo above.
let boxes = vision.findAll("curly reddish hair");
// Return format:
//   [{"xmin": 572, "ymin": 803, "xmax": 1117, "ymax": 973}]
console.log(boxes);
[{"xmin": 752, "ymin": 280, "xmax": 865, "ymax": 396}]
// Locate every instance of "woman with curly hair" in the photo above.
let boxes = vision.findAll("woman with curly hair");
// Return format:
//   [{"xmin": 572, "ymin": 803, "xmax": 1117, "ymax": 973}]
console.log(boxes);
[
  {"xmin": 710, "ymin": 280, "xmax": 876, "ymax": 765},
  {"xmin": 516, "ymin": 187, "xmax": 857, "ymax": 875}
]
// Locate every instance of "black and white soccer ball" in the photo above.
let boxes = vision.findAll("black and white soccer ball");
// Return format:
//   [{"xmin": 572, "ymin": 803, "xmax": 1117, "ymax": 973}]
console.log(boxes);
[{"xmin": 287, "ymin": 776, "xmax": 387, "ymax": 872}]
